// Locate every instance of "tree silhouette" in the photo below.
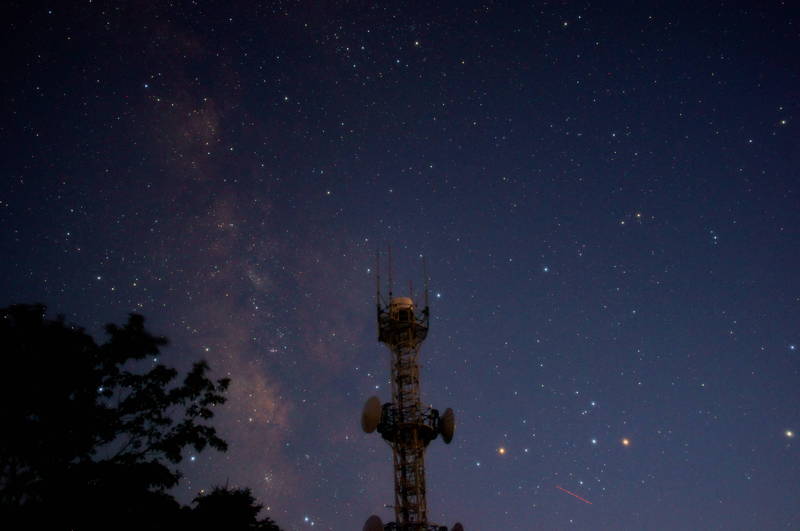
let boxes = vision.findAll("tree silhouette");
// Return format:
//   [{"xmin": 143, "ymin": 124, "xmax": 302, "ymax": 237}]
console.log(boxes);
[
  {"xmin": 192, "ymin": 486, "xmax": 283, "ymax": 530},
  {"xmin": 0, "ymin": 304, "xmax": 231, "ymax": 529}
]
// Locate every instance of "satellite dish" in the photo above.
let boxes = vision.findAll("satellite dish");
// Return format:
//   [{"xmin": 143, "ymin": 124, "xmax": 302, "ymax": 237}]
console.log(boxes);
[
  {"xmin": 451, "ymin": 523, "xmax": 464, "ymax": 531},
  {"xmin": 440, "ymin": 407, "xmax": 455, "ymax": 444},
  {"xmin": 361, "ymin": 396, "xmax": 382, "ymax": 433},
  {"xmin": 363, "ymin": 515, "xmax": 384, "ymax": 531}
]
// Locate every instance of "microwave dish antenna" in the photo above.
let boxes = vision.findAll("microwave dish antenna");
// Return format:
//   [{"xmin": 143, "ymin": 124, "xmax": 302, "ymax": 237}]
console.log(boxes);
[{"xmin": 361, "ymin": 396, "xmax": 382, "ymax": 433}]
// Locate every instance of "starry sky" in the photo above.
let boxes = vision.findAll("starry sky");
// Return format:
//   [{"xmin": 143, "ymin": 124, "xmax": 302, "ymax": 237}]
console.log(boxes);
[{"xmin": 1, "ymin": 1, "xmax": 798, "ymax": 529}]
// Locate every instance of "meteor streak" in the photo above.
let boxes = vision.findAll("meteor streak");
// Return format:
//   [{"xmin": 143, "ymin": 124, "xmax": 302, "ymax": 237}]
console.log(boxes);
[{"xmin": 556, "ymin": 485, "xmax": 592, "ymax": 505}]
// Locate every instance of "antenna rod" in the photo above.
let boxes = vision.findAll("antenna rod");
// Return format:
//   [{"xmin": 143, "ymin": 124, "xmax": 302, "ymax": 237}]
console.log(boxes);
[
  {"xmin": 423, "ymin": 256, "xmax": 429, "ymax": 309},
  {"xmin": 376, "ymin": 249, "xmax": 381, "ymax": 306},
  {"xmin": 388, "ymin": 244, "xmax": 393, "ymax": 298}
]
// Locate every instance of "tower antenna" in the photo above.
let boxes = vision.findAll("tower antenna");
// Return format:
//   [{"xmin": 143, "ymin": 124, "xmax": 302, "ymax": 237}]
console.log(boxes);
[
  {"xmin": 360, "ymin": 253, "xmax": 462, "ymax": 531},
  {"xmin": 376, "ymin": 249, "xmax": 381, "ymax": 306},
  {"xmin": 387, "ymin": 244, "xmax": 393, "ymax": 299},
  {"xmin": 423, "ymin": 256, "xmax": 429, "ymax": 310}
]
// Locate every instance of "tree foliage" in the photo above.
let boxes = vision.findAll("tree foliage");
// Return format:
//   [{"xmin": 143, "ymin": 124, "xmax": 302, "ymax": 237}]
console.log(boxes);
[
  {"xmin": 192, "ymin": 486, "xmax": 283, "ymax": 530},
  {"xmin": 0, "ymin": 304, "xmax": 278, "ymax": 529}
]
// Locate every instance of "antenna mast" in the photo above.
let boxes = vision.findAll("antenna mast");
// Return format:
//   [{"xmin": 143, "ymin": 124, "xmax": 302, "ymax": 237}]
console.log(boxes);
[
  {"xmin": 361, "ymin": 255, "xmax": 462, "ymax": 531},
  {"xmin": 423, "ymin": 256, "xmax": 429, "ymax": 311},
  {"xmin": 388, "ymin": 245, "xmax": 393, "ymax": 299},
  {"xmin": 376, "ymin": 250, "xmax": 381, "ymax": 306}
]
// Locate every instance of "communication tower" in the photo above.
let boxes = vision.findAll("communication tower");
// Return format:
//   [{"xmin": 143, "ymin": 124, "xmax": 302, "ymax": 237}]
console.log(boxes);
[{"xmin": 361, "ymin": 251, "xmax": 462, "ymax": 531}]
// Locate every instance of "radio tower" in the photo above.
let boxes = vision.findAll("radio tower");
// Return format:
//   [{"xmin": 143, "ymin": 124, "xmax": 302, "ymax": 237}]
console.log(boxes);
[{"xmin": 361, "ymin": 251, "xmax": 463, "ymax": 531}]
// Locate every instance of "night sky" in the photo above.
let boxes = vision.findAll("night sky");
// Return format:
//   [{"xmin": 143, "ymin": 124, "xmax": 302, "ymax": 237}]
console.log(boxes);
[{"xmin": 2, "ymin": 2, "xmax": 798, "ymax": 529}]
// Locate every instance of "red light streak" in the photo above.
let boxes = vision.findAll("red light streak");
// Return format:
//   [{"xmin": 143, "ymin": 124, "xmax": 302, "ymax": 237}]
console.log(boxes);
[{"xmin": 556, "ymin": 485, "xmax": 593, "ymax": 505}]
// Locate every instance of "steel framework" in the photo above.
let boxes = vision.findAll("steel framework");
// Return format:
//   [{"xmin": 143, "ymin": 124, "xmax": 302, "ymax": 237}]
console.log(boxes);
[
  {"xmin": 377, "ymin": 295, "xmax": 437, "ymax": 529},
  {"xmin": 359, "ymin": 251, "xmax": 459, "ymax": 531}
]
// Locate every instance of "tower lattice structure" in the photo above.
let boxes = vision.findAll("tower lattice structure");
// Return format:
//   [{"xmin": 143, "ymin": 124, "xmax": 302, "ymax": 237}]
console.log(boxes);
[
  {"xmin": 378, "ymin": 296, "xmax": 433, "ymax": 529},
  {"xmin": 360, "ymin": 254, "xmax": 460, "ymax": 531}
]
